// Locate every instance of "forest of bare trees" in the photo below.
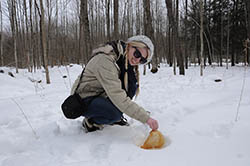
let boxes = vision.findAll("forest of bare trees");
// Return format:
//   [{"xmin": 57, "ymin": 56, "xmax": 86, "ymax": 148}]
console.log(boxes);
[{"xmin": 0, "ymin": 0, "xmax": 249, "ymax": 82}]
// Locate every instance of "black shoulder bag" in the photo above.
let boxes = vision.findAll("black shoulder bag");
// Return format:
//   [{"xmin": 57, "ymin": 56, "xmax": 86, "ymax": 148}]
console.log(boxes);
[{"xmin": 61, "ymin": 68, "xmax": 86, "ymax": 119}]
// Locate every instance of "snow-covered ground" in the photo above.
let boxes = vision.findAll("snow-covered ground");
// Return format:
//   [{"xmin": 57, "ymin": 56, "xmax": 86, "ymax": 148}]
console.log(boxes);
[{"xmin": 0, "ymin": 64, "xmax": 249, "ymax": 166}]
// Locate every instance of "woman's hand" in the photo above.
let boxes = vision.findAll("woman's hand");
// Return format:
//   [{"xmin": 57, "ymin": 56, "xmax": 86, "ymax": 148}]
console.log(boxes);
[{"xmin": 146, "ymin": 117, "xmax": 159, "ymax": 130}]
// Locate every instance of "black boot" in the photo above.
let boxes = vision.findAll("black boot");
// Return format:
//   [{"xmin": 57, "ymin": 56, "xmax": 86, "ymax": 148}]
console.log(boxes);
[
  {"xmin": 112, "ymin": 117, "xmax": 129, "ymax": 126},
  {"xmin": 82, "ymin": 118, "xmax": 103, "ymax": 133}
]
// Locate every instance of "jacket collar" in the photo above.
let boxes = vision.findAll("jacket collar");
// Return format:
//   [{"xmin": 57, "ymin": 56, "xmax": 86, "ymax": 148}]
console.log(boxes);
[{"xmin": 106, "ymin": 40, "xmax": 126, "ymax": 60}]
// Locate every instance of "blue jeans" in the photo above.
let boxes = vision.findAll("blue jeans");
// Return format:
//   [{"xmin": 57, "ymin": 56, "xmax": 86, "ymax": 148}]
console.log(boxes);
[{"xmin": 82, "ymin": 97, "xmax": 123, "ymax": 125}]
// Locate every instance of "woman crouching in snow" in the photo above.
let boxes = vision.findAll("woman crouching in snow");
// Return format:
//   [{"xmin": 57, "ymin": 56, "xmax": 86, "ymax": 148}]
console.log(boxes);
[{"xmin": 70, "ymin": 35, "xmax": 158, "ymax": 132}]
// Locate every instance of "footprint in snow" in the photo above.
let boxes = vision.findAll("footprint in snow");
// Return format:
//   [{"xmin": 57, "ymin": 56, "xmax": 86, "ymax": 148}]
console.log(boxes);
[
  {"xmin": 193, "ymin": 122, "xmax": 234, "ymax": 138},
  {"xmin": 89, "ymin": 141, "xmax": 111, "ymax": 160}
]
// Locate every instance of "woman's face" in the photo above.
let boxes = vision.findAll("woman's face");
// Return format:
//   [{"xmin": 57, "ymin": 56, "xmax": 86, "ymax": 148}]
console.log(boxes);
[{"xmin": 127, "ymin": 45, "xmax": 148, "ymax": 66}]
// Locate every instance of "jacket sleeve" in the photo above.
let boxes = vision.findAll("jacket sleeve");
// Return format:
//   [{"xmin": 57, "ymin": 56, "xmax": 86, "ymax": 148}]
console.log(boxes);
[{"xmin": 94, "ymin": 55, "xmax": 150, "ymax": 123}]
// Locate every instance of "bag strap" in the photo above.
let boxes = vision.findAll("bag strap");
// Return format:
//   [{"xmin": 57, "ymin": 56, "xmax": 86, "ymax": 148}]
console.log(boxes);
[
  {"xmin": 74, "ymin": 53, "xmax": 98, "ymax": 95},
  {"xmin": 74, "ymin": 43, "xmax": 122, "ymax": 95},
  {"xmin": 74, "ymin": 67, "xmax": 103, "ymax": 100},
  {"xmin": 74, "ymin": 68, "xmax": 85, "ymax": 94}
]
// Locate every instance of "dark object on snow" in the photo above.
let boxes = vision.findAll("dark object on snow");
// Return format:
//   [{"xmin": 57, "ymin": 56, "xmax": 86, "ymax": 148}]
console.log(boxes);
[
  {"xmin": 61, "ymin": 93, "xmax": 86, "ymax": 119},
  {"xmin": 151, "ymin": 68, "xmax": 158, "ymax": 74},
  {"xmin": 61, "ymin": 68, "xmax": 86, "ymax": 119},
  {"xmin": 61, "ymin": 68, "xmax": 101, "ymax": 119},
  {"xmin": 63, "ymin": 75, "xmax": 67, "ymax": 78},
  {"xmin": 8, "ymin": 72, "xmax": 15, "ymax": 77},
  {"xmin": 69, "ymin": 64, "xmax": 73, "ymax": 67},
  {"xmin": 0, "ymin": 70, "xmax": 4, "ymax": 73},
  {"xmin": 28, "ymin": 77, "xmax": 42, "ymax": 83},
  {"xmin": 214, "ymin": 79, "xmax": 222, "ymax": 82}
]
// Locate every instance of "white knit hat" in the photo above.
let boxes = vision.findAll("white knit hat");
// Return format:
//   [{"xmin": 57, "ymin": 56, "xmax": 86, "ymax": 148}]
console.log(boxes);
[{"xmin": 127, "ymin": 35, "xmax": 154, "ymax": 64}]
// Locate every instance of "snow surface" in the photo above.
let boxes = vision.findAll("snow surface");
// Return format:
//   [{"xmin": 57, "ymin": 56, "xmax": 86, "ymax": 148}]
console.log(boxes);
[{"xmin": 0, "ymin": 64, "xmax": 250, "ymax": 166}]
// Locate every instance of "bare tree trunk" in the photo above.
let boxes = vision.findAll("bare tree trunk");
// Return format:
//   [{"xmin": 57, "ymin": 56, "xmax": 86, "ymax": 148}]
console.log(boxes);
[
  {"xmin": 244, "ymin": 0, "xmax": 250, "ymax": 64},
  {"xmin": 80, "ymin": 0, "xmax": 92, "ymax": 63},
  {"xmin": 87, "ymin": 0, "xmax": 92, "ymax": 44},
  {"xmin": 120, "ymin": 1, "xmax": 127, "ymax": 38},
  {"xmin": 173, "ymin": 32, "xmax": 176, "ymax": 75},
  {"xmin": 73, "ymin": 0, "xmax": 80, "ymax": 64},
  {"xmin": 46, "ymin": 0, "xmax": 53, "ymax": 67},
  {"xmin": 113, "ymin": 0, "xmax": 119, "ymax": 39},
  {"xmin": 200, "ymin": 0, "xmax": 204, "ymax": 76},
  {"xmin": 8, "ymin": 0, "xmax": 19, "ymax": 73},
  {"xmin": 15, "ymin": 0, "xmax": 22, "ymax": 67},
  {"xmin": 231, "ymin": 0, "xmax": 238, "ymax": 66},
  {"xmin": 142, "ymin": 1, "xmax": 147, "ymax": 75},
  {"xmin": 101, "ymin": 0, "xmax": 105, "ymax": 41},
  {"xmin": 136, "ymin": 0, "xmax": 141, "ymax": 35},
  {"xmin": 165, "ymin": 0, "xmax": 176, "ymax": 75},
  {"xmin": 206, "ymin": 0, "xmax": 213, "ymax": 65},
  {"xmin": 220, "ymin": 6, "xmax": 223, "ymax": 67},
  {"xmin": 244, "ymin": 39, "xmax": 248, "ymax": 65},
  {"xmin": 201, "ymin": 4, "xmax": 213, "ymax": 66},
  {"xmin": 127, "ymin": 0, "xmax": 132, "ymax": 38},
  {"xmin": 226, "ymin": 12, "xmax": 230, "ymax": 69},
  {"xmin": 19, "ymin": 0, "xmax": 25, "ymax": 68},
  {"xmin": 143, "ymin": 0, "xmax": 157, "ymax": 73},
  {"xmin": 106, "ymin": 0, "xmax": 111, "ymax": 40},
  {"xmin": 175, "ymin": 0, "xmax": 185, "ymax": 75},
  {"xmin": 23, "ymin": 0, "xmax": 31, "ymax": 71},
  {"xmin": 168, "ymin": 25, "xmax": 173, "ymax": 66},
  {"xmin": 55, "ymin": 0, "xmax": 59, "ymax": 65},
  {"xmin": 0, "ymin": 1, "xmax": 3, "ymax": 66},
  {"xmin": 95, "ymin": 0, "xmax": 98, "ymax": 41},
  {"xmin": 99, "ymin": 0, "xmax": 105, "ymax": 42},
  {"xmin": 41, "ymin": 0, "xmax": 50, "ymax": 83},
  {"xmin": 35, "ymin": 0, "xmax": 50, "ymax": 83},
  {"xmin": 34, "ymin": 4, "xmax": 41, "ymax": 69},
  {"xmin": 184, "ymin": 0, "xmax": 188, "ymax": 69},
  {"xmin": 64, "ymin": 3, "xmax": 69, "ymax": 64},
  {"xmin": 29, "ymin": 0, "xmax": 36, "ymax": 71},
  {"xmin": 120, "ymin": 1, "xmax": 128, "ymax": 38}
]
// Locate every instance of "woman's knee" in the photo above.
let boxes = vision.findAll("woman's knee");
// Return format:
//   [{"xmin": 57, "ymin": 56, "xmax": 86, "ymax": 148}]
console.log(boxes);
[{"xmin": 87, "ymin": 97, "xmax": 122, "ymax": 119}]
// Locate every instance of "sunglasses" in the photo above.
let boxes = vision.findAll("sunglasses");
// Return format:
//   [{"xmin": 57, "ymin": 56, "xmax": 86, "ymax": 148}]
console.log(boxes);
[{"xmin": 132, "ymin": 47, "xmax": 148, "ymax": 64}]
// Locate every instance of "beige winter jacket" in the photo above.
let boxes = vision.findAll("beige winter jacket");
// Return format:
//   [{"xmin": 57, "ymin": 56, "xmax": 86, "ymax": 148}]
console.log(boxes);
[{"xmin": 70, "ymin": 44, "xmax": 150, "ymax": 123}]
